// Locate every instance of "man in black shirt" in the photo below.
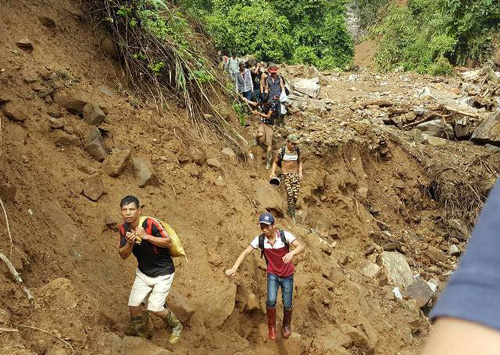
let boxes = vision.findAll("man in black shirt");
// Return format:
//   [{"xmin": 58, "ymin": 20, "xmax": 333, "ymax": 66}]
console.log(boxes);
[{"xmin": 118, "ymin": 195, "xmax": 183, "ymax": 344}]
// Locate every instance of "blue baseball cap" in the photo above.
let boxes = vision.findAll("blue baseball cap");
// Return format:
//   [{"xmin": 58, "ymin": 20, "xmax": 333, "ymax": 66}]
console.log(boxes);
[{"xmin": 259, "ymin": 212, "xmax": 275, "ymax": 225}]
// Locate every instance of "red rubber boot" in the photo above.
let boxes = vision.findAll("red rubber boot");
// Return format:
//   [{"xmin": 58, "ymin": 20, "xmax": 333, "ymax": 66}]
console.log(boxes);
[{"xmin": 266, "ymin": 307, "xmax": 276, "ymax": 340}]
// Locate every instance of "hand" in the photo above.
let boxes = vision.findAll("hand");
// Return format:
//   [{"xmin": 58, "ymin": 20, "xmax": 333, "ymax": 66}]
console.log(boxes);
[
  {"xmin": 298, "ymin": 173, "xmax": 303, "ymax": 181},
  {"xmin": 135, "ymin": 226, "xmax": 147, "ymax": 240},
  {"xmin": 252, "ymin": 110, "xmax": 259, "ymax": 116},
  {"xmin": 225, "ymin": 268, "xmax": 237, "ymax": 277},
  {"xmin": 125, "ymin": 232, "xmax": 136, "ymax": 244},
  {"xmin": 269, "ymin": 173, "xmax": 276, "ymax": 179},
  {"xmin": 282, "ymin": 252, "xmax": 294, "ymax": 264}
]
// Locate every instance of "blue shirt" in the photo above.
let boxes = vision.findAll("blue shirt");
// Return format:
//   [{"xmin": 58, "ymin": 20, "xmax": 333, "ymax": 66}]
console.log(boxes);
[{"xmin": 431, "ymin": 180, "xmax": 500, "ymax": 330}]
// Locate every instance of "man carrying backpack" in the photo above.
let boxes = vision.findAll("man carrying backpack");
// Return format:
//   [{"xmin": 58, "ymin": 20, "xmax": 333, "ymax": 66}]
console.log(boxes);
[
  {"xmin": 265, "ymin": 65, "xmax": 286, "ymax": 128},
  {"xmin": 225, "ymin": 212, "xmax": 305, "ymax": 340},
  {"xmin": 269, "ymin": 134, "xmax": 303, "ymax": 222},
  {"xmin": 118, "ymin": 195, "xmax": 183, "ymax": 344}
]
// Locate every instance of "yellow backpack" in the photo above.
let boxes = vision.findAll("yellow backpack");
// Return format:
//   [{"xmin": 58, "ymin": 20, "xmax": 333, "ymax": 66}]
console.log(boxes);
[{"xmin": 139, "ymin": 216, "xmax": 187, "ymax": 260}]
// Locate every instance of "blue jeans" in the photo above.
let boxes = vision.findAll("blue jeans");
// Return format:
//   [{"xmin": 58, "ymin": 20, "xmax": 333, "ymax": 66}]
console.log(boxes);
[
  {"xmin": 241, "ymin": 90, "xmax": 252, "ymax": 101},
  {"xmin": 267, "ymin": 273, "xmax": 294, "ymax": 310}
]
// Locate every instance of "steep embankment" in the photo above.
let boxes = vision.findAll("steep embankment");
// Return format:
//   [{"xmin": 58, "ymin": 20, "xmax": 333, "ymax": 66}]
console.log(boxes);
[{"xmin": 1, "ymin": 1, "xmax": 499, "ymax": 355}]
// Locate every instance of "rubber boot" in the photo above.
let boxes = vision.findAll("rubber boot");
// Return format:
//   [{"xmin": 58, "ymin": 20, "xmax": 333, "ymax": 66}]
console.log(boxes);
[
  {"xmin": 266, "ymin": 152, "xmax": 273, "ymax": 170},
  {"xmin": 165, "ymin": 309, "xmax": 183, "ymax": 344},
  {"xmin": 282, "ymin": 308, "xmax": 293, "ymax": 339},
  {"xmin": 125, "ymin": 314, "xmax": 152, "ymax": 339},
  {"xmin": 266, "ymin": 307, "xmax": 276, "ymax": 340}
]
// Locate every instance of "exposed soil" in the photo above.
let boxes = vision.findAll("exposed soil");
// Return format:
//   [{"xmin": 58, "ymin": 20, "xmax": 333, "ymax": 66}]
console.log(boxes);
[{"xmin": 0, "ymin": 1, "xmax": 499, "ymax": 355}]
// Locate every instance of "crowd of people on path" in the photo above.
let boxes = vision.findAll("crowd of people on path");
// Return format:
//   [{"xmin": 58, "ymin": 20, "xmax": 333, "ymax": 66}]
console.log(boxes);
[{"xmin": 115, "ymin": 52, "xmax": 307, "ymax": 346}]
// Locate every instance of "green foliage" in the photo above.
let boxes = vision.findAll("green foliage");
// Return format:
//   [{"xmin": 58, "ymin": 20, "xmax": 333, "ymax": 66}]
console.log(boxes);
[
  {"xmin": 181, "ymin": 0, "xmax": 354, "ymax": 70},
  {"xmin": 374, "ymin": 0, "xmax": 500, "ymax": 74},
  {"xmin": 353, "ymin": 0, "xmax": 391, "ymax": 29}
]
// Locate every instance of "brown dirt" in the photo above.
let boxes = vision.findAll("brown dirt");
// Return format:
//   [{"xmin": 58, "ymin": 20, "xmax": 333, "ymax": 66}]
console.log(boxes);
[
  {"xmin": 354, "ymin": 40, "xmax": 379, "ymax": 69},
  {"xmin": 0, "ymin": 1, "xmax": 499, "ymax": 355}
]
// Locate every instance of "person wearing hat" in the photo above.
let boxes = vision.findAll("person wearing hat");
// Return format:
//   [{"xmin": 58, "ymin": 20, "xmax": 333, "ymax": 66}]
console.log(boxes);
[
  {"xmin": 270, "ymin": 134, "xmax": 303, "ymax": 222},
  {"xmin": 265, "ymin": 65, "xmax": 286, "ymax": 127},
  {"xmin": 225, "ymin": 212, "xmax": 305, "ymax": 340}
]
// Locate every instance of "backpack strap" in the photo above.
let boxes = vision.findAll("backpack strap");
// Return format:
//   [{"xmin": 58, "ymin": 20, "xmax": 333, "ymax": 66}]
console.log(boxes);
[
  {"xmin": 259, "ymin": 233, "xmax": 266, "ymax": 260},
  {"xmin": 279, "ymin": 229, "xmax": 289, "ymax": 250}
]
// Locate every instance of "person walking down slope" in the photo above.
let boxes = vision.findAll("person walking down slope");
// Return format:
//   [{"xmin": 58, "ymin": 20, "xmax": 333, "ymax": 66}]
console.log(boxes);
[
  {"xmin": 265, "ymin": 65, "xmax": 286, "ymax": 127},
  {"xmin": 236, "ymin": 62, "xmax": 254, "ymax": 100},
  {"xmin": 225, "ymin": 53, "xmax": 239, "ymax": 83},
  {"xmin": 226, "ymin": 212, "xmax": 305, "ymax": 340},
  {"xmin": 252, "ymin": 94, "xmax": 278, "ymax": 169},
  {"xmin": 270, "ymin": 134, "xmax": 303, "ymax": 222},
  {"xmin": 118, "ymin": 195, "xmax": 183, "ymax": 344}
]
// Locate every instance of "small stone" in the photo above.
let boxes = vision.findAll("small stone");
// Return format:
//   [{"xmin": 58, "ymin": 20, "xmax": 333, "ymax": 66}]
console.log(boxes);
[
  {"xmin": 53, "ymin": 130, "xmax": 80, "ymax": 146},
  {"xmin": 15, "ymin": 38, "xmax": 34, "ymax": 51},
  {"xmin": 48, "ymin": 117, "xmax": 64, "ymax": 129},
  {"xmin": 407, "ymin": 279, "xmax": 435, "ymax": 308},
  {"xmin": 22, "ymin": 69, "xmax": 39, "ymax": 84},
  {"xmin": 104, "ymin": 215, "xmax": 121, "ymax": 232},
  {"xmin": 221, "ymin": 147, "xmax": 236, "ymax": 160},
  {"xmin": 39, "ymin": 16, "xmax": 56, "ymax": 28},
  {"xmin": 0, "ymin": 183, "xmax": 18, "ymax": 204},
  {"xmin": 83, "ymin": 175, "xmax": 104, "ymax": 201},
  {"xmin": 422, "ymin": 134, "xmax": 448, "ymax": 147},
  {"xmin": 54, "ymin": 91, "xmax": 87, "ymax": 115},
  {"xmin": 449, "ymin": 244, "xmax": 461, "ymax": 256},
  {"xmin": 214, "ymin": 176, "xmax": 226, "ymax": 187},
  {"xmin": 82, "ymin": 103, "xmax": 106, "ymax": 125},
  {"xmin": 2, "ymin": 102, "xmax": 28, "ymax": 122},
  {"xmin": 85, "ymin": 138, "xmax": 107, "ymax": 161},
  {"xmin": 377, "ymin": 251, "xmax": 414, "ymax": 288},
  {"xmin": 207, "ymin": 158, "xmax": 222, "ymax": 170},
  {"xmin": 183, "ymin": 162, "xmax": 201, "ymax": 177},
  {"xmin": 424, "ymin": 245, "xmax": 448, "ymax": 264},
  {"xmin": 67, "ymin": 179, "xmax": 83, "ymax": 195},
  {"xmin": 102, "ymin": 149, "xmax": 131, "ymax": 177}
]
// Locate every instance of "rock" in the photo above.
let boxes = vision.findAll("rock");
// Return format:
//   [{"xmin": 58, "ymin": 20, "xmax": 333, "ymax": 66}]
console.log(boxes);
[
  {"xmin": 245, "ymin": 293, "xmax": 260, "ymax": 312},
  {"xmin": 422, "ymin": 134, "xmax": 448, "ymax": 147},
  {"xmin": 0, "ymin": 183, "xmax": 19, "ymax": 204},
  {"xmin": 167, "ymin": 290, "xmax": 195, "ymax": 323},
  {"xmin": 424, "ymin": 245, "xmax": 448, "ymax": 264},
  {"xmin": 206, "ymin": 158, "xmax": 222, "ymax": 171},
  {"xmin": 85, "ymin": 127, "xmax": 102, "ymax": 145},
  {"xmin": 48, "ymin": 117, "xmax": 65, "ymax": 129},
  {"xmin": 85, "ymin": 138, "xmax": 107, "ymax": 161},
  {"xmin": 2, "ymin": 102, "xmax": 28, "ymax": 122},
  {"xmin": 318, "ymin": 329, "xmax": 352, "ymax": 349},
  {"xmin": 254, "ymin": 180, "xmax": 285, "ymax": 217},
  {"xmin": 82, "ymin": 103, "xmax": 106, "ymax": 125},
  {"xmin": 416, "ymin": 119, "xmax": 453, "ymax": 138},
  {"xmin": 83, "ymin": 175, "xmax": 104, "ymax": 201},
  {"xmin": 53, "ymin": 130, "xmax": 80, "ymax": 146},
  {"xmin": 54, "ymin": 91, "xmax": 87, "ymax": 115},
  {"xmin": 182, "ymin": 163, "xmax": 201, "ymax": 177},
  {"xmin": 413, "ymin": 107, "xmax": 426, "ymax": 116},
  {"xmin": 188, "ymin": 146, "xmax": 206, "ymax": 165},
  {"xmin": 15, "ymin": 38, "xmax": 34, "ymax": 51},
  {"xmin": 485, "ymin": 144, "xmax": 500, "ymax": 153},
  {"xmin": 377, "ymin": 251, "xmax": 414, "ymax": 288},
  {"xmin": 407, "ymin": 279, "xmax": 435, "ymax": 308},
  {"xmin": 213, "ymin": 176, "xmax": 226, "ymax": 187},
  {"xmin": 204, "ymin": 283, "xmax": 236, "ymax": 328},
  {"xmin": 221, "ymin": 147, "xmax": 236, "ymax": 161},
  {"xmin": 104, "ymin": 215, "xmax": 121, "ymax": 232},
  {"xmin": 446, "ymin": 218, "xmax": 469, "ymax": 241},
  {"xmin": 449, "ymin": 244, "xmax": 461, "ymax": 256},
  {"xmin": 454, "ymin": 117, "xmax": 474, "ymax": 139},
  {"xmin": 471, "ymin": 111, "xmax": 500, "ymax": 146},
  {"xmin": 132, "ymin": 157, "xmax": 153, "ymax": 187},
  {"xmin": 22, "ymin": 69, "xmax": 39, "ymax": 84},
  {"xmin": 358, "ymin": 260, "xmax": 381, "ymax": 279},
  {"xmin": 340, "ymin": 324, "xmax": 374, "ymax": 355},
  {"xmin": 39, "ymin": 16, "xmax": 56, "ymax": 28},
  {"xmin": 67, "ymin": 179, "xmax": 83, "ymax": 195},
  {"xmin": 292, "ymin": 77, "xmax": 320, "ymax": 98},
  {"xmin": 102, "ymin": 149, "xmax": 131, "ymax": 177},
  {"xmin": 99, "ymin": 37, "xmax": 119, "ymax": 59}
]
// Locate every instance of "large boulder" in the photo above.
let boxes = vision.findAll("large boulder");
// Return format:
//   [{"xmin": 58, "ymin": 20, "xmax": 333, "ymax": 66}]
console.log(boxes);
[
  {"xmin": 83, "ymin": 175, "xmax": 104, "ymax": 201},
  {"xmin": 291, "ymin": 77, "xmax": 320, "ymax": 98},
  {"xmin": 254, "ymin": 180, "xmax": 285, "ymax": 217},
  {"xmin": 132, "ymin": 157, "xmax": 153, "ymax": 187},
  {"xmin": 415, "ymin": 119, "xmax": 453, "ymax": 138},
  {"xmin": 102, "ymin": 149, "xmax": 131, "ymax": 177},
  {"xmin": 82, "ymin": 103, "xmax": 106, "ymax": 125},
  {"xmin": 167, "ymin": 290, "xmax": 195, "ymax": 323},
  {"xmin": 471, "ymin": 111, "xmax": 500, "ymax": 146},
  {"xmin": 377, "ymin": 251, "xmax": 414, "ymax": 288},
  {"xmin": 203, "ymin": 283, "xmax": 236, "ymax": 328}
]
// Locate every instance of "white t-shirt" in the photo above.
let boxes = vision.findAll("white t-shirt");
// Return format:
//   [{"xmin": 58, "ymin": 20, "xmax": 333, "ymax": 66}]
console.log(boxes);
[{"xmin": 250, "ymin": 230, "xmax": 296, "ymax": 250}]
